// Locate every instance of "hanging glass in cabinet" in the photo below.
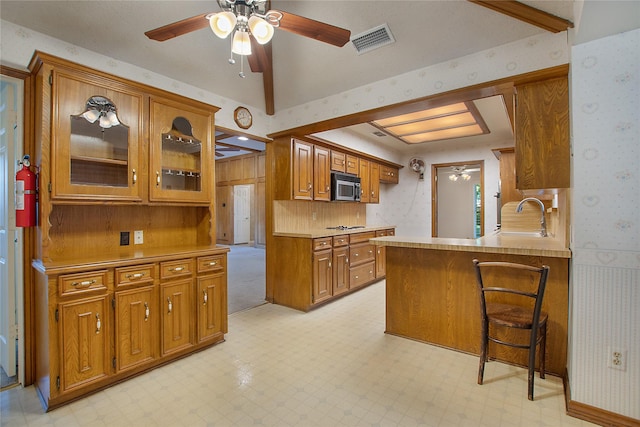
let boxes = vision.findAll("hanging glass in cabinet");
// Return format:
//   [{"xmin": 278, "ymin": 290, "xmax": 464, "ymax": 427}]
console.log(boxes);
[{"xmin": 159, "ymin": 116, "xmax": 202, "ymax": 192}]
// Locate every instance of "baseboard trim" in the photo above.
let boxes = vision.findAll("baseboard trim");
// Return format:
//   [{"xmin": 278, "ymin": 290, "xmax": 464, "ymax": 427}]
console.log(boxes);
[{"xmin": 564, "ymin": 370, "xmax": 640, "ymax": 427}]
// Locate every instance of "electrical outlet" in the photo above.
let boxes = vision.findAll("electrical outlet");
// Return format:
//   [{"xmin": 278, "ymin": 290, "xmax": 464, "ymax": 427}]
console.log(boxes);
[
  {"xmin": 120, "ymin": 231, "xmax": 130, "ymax": 246},
  {"xmin": 608, "ymin": 347, "xmax": 626, "ymax": 370},
  {"xmin": 134, "ymin": 230, "xmax": 143, "ymax": 245}
]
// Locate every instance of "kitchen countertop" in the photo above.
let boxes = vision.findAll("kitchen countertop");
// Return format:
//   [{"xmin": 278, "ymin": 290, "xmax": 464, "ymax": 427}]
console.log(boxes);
[
  {"xmin": 370, "ymin": 233, "xmax": 571, "ymax": 258},
  {"xmin": 273, "ymin": 225, "xmax": 395, "ymax": 239}
]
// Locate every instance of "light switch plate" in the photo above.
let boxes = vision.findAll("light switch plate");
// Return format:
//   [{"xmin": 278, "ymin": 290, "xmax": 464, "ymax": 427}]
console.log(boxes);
[{"xmin": 134, "ymin": 230, "xmax": 143, "ymax": 245}]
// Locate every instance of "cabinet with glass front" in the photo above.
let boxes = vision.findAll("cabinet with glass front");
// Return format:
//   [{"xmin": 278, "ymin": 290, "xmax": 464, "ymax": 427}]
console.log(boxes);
[
  {"xmin": 149, "ymin": 96, "xmax": 214, "ymax": 204},
  {"xmin": 52, "ymin": 67, "xmax": 144, "ymax": 201}
]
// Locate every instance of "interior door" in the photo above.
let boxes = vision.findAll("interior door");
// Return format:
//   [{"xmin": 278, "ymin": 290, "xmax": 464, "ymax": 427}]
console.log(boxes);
[
  {"xmin": 0, "ymin": 76, "xmax": 23, "ymax": 381},
  {"xmin": 233, "ymin": 185, "xmax": 251, "ymax": 244}
]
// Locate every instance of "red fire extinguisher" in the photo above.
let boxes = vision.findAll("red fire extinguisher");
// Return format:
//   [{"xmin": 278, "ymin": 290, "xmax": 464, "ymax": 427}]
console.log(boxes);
[{"xmin": 16, "ymin": 154, "xmax": 37, "ymax": 227}]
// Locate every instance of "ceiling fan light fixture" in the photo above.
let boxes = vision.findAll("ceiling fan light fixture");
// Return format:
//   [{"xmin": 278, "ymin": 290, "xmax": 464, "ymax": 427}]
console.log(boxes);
[
  {"xmin": 232, "ymin": 30, "xmax": 252, "ymax": 55},
  {"xmin": 82, "ymin": 109, "xmax": 100, "ymax": 124},
  {"xmin": 248, "ymin": 15, "xmax": 274, "ymax": 44},
  {"xmin": 209, "ymin": 11, "xmax": 237, "ymax": 38}
]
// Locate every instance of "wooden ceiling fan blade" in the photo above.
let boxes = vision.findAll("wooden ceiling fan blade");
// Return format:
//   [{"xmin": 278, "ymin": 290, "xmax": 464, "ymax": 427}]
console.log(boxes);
[
  {"xmin": 246, "ymin": 38, "xmax": 275, "ymax": 115},
  {"xmin": 145, "ymin": 12, "xmax": 211, "ymax": 41},
  {"xmin": 275, "ymin": 11, "xmax": 351, "ymax": 47}
]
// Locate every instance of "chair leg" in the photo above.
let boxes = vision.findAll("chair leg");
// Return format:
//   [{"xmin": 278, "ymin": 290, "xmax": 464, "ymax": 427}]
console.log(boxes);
[
  {"xmin": 478, "ymin": 321, "xmax": 488, "ymax": 385},
  {"xmin": 539, "ymin": 322, "xmax": 547, "ymax": 380},
  {"xmin": 528, "ymin": 328, "xmax": 538, "ymax": 401}
]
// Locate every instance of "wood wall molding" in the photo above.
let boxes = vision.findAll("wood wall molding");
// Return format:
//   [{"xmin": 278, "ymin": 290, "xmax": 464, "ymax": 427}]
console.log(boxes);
[
  {"xmin": 268, "ymin": 65, "xmax": 569, "ymax": 141},
  {"xmin": 468, "ymin": 1, "xmax": 574, "ymax": 33}
]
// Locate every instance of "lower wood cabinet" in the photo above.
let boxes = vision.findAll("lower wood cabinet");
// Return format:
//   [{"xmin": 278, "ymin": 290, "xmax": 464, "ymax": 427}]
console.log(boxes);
[
  {"xmin": 272, "ymin": 229, "xmax": 394, "ymax": 311},
  {"xmin": 34, "ymin": 247, "xmax": 228, "ymax": 411},
  {"xmin": 115, "ymin": 286, "xmax": 156, "ymax": 372},
  {"xmin": 59, "ymin": 295, "xmax": 110, "ymax": 393},
  {"xmin": 160, "ymin": 279, "xmax": 193, "ymax": 356}
]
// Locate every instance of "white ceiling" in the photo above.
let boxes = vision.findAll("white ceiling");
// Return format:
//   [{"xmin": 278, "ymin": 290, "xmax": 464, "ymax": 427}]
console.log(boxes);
[{"xmin": 1, "ymin": 1, "xmax": 637, "ymax": 157}]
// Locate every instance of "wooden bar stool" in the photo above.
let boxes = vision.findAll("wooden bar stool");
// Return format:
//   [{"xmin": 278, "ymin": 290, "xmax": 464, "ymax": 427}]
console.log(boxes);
[{"xmin": 472, "ymin": 259, "xmax": 550, "ymax": 400}]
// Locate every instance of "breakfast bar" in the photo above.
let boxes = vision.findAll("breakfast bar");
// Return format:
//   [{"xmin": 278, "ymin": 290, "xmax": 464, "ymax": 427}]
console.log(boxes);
[{"xmin": 370, "ymin": 234, "xmax": 571, "ymax": 376}]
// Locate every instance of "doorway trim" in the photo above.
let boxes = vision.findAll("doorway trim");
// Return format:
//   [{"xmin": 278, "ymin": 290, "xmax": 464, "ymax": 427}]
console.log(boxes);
[{"xmin": 431, "ymin": 160, "xmax": 484, "ymax": 238}]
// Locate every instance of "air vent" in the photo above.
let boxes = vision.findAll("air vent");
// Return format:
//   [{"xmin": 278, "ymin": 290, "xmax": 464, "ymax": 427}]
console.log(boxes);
[
  {"xmin": 350, "ymin": 23, "xmax": 395, "ymax": 55},
  {"xmin": 373, "ymin": 131, "xmax": 387, "ymax": 137}
]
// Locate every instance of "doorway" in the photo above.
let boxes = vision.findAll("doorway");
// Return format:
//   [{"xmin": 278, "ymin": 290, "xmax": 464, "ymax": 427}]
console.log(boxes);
[
  {"xmin": 233, "ymin": 184, "xmax": 251, "ymax": 244},
  {"xmin": 1, "ymin": 74, "xmax": 24, "ymax": 389},
  {"xmin": 432, "ymin": 161, "xmax": 484, "ymax": 238}
]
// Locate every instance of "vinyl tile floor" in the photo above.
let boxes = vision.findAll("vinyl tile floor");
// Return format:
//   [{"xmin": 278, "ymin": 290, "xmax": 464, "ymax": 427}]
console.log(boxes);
[{"xmin": 0, "ymin": 281, "xmax": 593, "ymax": 427}]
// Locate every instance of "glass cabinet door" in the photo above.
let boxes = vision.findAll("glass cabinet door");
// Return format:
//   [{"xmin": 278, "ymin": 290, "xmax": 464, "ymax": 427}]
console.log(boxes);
[
  {"xmin": 149, "ymin": 97, "xmax": 213, "ymax": 204},
  {"xmin": 53, "ymin": 70, "xmax": 143, "ymax": 201}
]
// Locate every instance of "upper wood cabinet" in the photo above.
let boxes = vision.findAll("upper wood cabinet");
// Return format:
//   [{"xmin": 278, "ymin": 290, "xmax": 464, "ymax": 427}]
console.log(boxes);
[
  {"xmin": 292, "ymin": 139, "xmax": 314, "ymax": 200},
  {"xmin": 50, "ymin": 66, "xmax": 144, "ymax": 202},
  {"xmin": 31, "ymin": 53, "xmax": 218, "ymax": 205},
  {"xmin": 515, "ymin": 76, "xmax": 570, "ymax": 190},
  {"xmin": 380, "ymin": 164, "xmax": 399, "ymax": 184},
  {"xmin": 331, "ymin": 150, "xmax": 346, "ymax": 172},
  {"xmin": 149, "ymin": 97, "xmax": 213, "ymax": 204},
  {"xmin": 313, "ymin": 146, "xmax": 331, "ymax": 201},
  {"xmin": 346, "ymin": 154, "xmax": 359, "ymax": 175},
  {"xmin": 358, "ymin": 160, "xmax": 380, "ymax": 204}
]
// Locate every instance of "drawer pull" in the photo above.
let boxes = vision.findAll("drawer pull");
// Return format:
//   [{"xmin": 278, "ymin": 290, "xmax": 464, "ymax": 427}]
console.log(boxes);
[
  {"xmin": 144, "ymin": 302, "xmax": 150, "ymax": 321},
  {"xmin": 126, "ymin": 272, "xmax": 145, "ymax": 280},
  {"xmin": 328, "ymin": 261, "xmax": 332, "ymax": 269},
  {"xmin": 156, "ymin": 171, "xmax": 161, "ymax": 186},
  {"xmin": 369, "ymin": 250, "xmax": 373, "ymax": 254},
  {"xmin": 167, "ymin": 297, "xmax": 172, "ymax": 313},
  {"xmin": 346, "ymin": 258, "xmax": 349, "ymax": 264},
  {"xmin": 321, "ymin": 242, "xmax": 327, "ymax": 246},
  {"xmin": 132, "ymin": 169, "xmax": 137, "ymax": 184},
  {"xmin": 71, "ymin": 279, "xmax": 96, "ymax": 287},
  {"xmin": 208, "ymin": 261, "xmax": 217, "ymax": 266},
  {"xmin": 354, "ymin": 253, "xmax": 359, "ymax": 257},
  {"xmin": 203, "ymin": 290, "xmax": 208, "ymax": 305},
  {"xmin": 95, "ymin": 313, "xmax": 101, "ymax": 334},
  {"xmin": 355, "ymin": 275, "xmax": 359, "ymax": 279},
  {"xmin": 169, "ymin": 267, "xmax": 184, "ymax": 272}
]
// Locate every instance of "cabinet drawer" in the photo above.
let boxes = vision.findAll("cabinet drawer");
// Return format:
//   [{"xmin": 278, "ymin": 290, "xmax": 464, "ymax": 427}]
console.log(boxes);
[
  {"xmin": 350, "ymin": 261, "xmax": 375, "ymax": 289},
  {"xmin": 349, "ymin": 231, "xmax": 375, "ymax": 245},
  {"xmin": 59, "ymin": 270, "xmax": 109, "ymax": 297},
  {"xmin": 333, "ymin": 235, "xmax": 349, "ymax": 247},
  {"xmin": 313, "ymin": 237, "xmax": 332, "ymax": 251},
  {"xmin": 349, "ymin": 243, "xmax": 376, "ymax": 266},
  {"xmin": 376, "ymin": 229, "xmax": 395, "ymax": 238},
  {"xmin": 160, "ymin": 259, "xmax": 194, "ymax": 279},
  {"xmin": 197, "ymin": 254, "xmax": 225, "ymax": 274},
  {"xmin": 115, "ymin": 264, "xmax": 155, "ymax": 288}
]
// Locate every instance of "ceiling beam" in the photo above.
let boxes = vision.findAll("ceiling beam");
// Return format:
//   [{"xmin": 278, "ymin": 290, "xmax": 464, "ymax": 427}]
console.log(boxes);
[
  {"xmin": 216, "ymin": 141, "xmax": 263, "ymax": 153},
  {"xmin": 468, "ymin": 0, "xmax": 573, "ymax": 33}
]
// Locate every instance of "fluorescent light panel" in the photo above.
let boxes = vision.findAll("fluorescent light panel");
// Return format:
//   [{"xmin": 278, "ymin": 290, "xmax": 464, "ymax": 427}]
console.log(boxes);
[{"xmin": 371, "ymin": 101, "xmax": 489, "ymax": 144}]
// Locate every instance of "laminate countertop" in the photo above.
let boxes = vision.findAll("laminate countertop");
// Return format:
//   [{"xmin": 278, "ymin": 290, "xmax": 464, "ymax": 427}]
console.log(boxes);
[
  {"xmin": 370, "ymin": 233, "xmax": 571, "ymax": 258},
  {"xmin": 273, "ymin": 225, "xmax": 396, "ymax": 239}
]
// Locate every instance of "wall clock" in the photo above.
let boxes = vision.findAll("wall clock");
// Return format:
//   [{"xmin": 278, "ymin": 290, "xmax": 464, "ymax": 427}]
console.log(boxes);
[{"xmin": 234, "ymin": 106, "xmax": 252, "ymax": 129}]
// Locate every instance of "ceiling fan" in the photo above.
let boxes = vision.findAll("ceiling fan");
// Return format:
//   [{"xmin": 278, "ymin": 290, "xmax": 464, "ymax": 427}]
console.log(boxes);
[{"xmin": 145, "ymin": 0, "xmax": 351, "ymax": 116}]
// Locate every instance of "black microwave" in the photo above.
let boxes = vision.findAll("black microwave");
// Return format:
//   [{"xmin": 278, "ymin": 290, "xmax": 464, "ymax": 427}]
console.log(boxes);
[{"xmin": 331, "ymin": 172, "xmax": 361, "ymax": 202}]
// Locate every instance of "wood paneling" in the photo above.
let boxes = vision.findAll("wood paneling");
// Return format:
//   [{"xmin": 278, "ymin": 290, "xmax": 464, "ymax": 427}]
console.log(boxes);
[
  {"xmin": 272, "ymin": 200, "xmax": 366, "ymax": 233},
  {"xmin": 385, "ymin": 247, "xmax": 568, "ymax": 376}
]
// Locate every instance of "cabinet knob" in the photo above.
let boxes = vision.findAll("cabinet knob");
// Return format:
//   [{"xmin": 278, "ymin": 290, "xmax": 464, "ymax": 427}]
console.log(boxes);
[
  {"xmin": 156, "ymin": 171, "xmax": 161, "ymax": 187},
  {"xmin": 144, "ymin": 302, "xmax": 149, "ymax": 321},
  {"xmin": 328, "ymin": 261, "xmax": 332, "ymax": 269},
  {"xmin": 95, "ymin": 313, "xmax": 101, "ymax": 334},
  {"xmin": 203, "ymin": 290, "xmax": 208, "ymax": 305},
  {"xmin": 126, "ymin": 272, "xmax": 145, "ymax": 280},
  {"xmin": 132, "ymin": 169, "xmax": 137, "ymax": 184},
  {"xmin": 208, "ymin": 261, "xmax": 217, "ymax": 266},
  {"xmin": 169, "ymin": 266, "xmax": 184, "ymax": 272},
  {"xmin": 307, "ymin": 182, "xmax": 312, "ymax": 191},
  {"xmin": 167, "ymin": 297, "xmax": 172, "ymax": 314}
]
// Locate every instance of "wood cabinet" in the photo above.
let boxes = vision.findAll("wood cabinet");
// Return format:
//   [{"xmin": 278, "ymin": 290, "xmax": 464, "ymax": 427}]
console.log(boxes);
[
  {"xmin": 30, "ymin": 52, "xmax": 227, "ymax": 411},
  {"xmin": 115, "ymin": 286, "xmax": 156, "ymax": 372},
  {"xmin": 358, "ymin": 160, "xmax": 380, "ymax": 204},
  {"xmin": 313, "ymin": 146, "xmax": 331, "ymax": 201},
  {"xmin": 58, "ymin": 295, "xmax": 110, "ymax": 393},
  {"xmin": 293, "ymin": 139, "xmax": 314, "ymax": 200},
  {"xmin": 346, "ymin": 155, "xmax": 359, "ymax": 175},
  {"xmin": 331, "ymin": 151, "xmax": 346, "ymax": 172},
  {"xmin": 50, "ymin": 63, "xmax": 144, "ymax": 202},
  {"xmin": 149, "ymin": 97, "xmax": 213, "ymax": 204},
  {"xmin": 515, "ymin": 76, "xmax": 570, "ymax": 190},
  {"xmin": 375, "ymin": 229, "xmax": 395, "ymax": 278},
  {"xmin": 494, "ymin": 147, "xmax": 521, "ymax": 207},
  {"xmin": 196, "ymin": 254, "xmax": 227, "ymax": 343},
  {"xmin": 271, "ymin": 229, "xmax": 393, "ymax": 311},
  {"xmin": 380, "ymin": 165, "xmax": 399, "ymax": 184}
]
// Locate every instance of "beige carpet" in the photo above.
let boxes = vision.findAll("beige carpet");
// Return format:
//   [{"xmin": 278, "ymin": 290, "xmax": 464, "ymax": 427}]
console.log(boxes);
[{"xmin": 227, "ymin": 245, "xmax": 267, "ymax": 314}]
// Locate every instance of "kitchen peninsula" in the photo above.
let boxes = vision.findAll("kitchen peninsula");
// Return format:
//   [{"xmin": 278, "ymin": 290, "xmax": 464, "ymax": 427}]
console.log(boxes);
[{"xmin": 371, "ymin": 233, "xmax": 571, "ymax": 376}]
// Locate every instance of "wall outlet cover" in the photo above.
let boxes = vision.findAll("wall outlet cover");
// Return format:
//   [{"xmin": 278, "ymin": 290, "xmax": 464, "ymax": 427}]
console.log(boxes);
[
  {"xmin": 120, "ymin": 231, "xmax": 130, "ymax": 246},
  {"xmin": 134, "ymin": 230, "xmax": 143, "ymax": 245}
]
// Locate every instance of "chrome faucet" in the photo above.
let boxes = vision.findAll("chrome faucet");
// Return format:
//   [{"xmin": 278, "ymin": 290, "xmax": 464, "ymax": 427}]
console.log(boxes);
[{"xmin": 516, "ymin": 197, "xmax": 548, "ymax": 237}]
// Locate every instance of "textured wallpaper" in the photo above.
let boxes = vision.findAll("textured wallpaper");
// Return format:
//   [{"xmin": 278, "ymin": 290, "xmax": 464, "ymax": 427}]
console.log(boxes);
[{"xmin": 570, "ymin": 29, "xmax": 639, "ymax": 419}]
